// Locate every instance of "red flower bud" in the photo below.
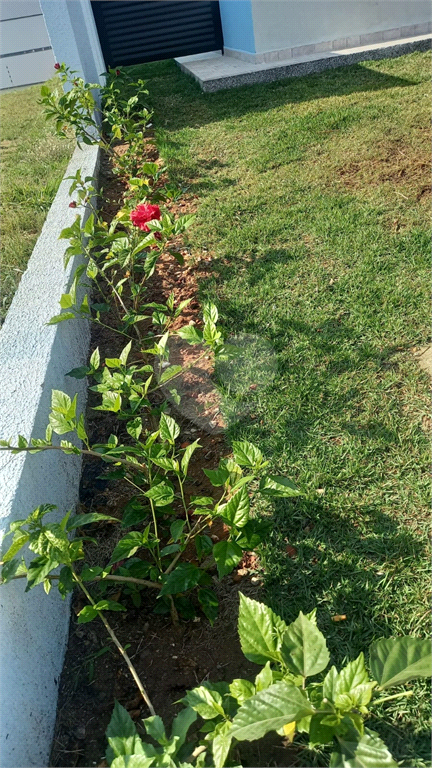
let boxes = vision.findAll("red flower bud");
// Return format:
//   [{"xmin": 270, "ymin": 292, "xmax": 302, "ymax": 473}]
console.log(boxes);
[
  {"xmin": 115, "ymin": 69, "xmax": 121, "ymax": 76},
  {"xmin": 69, "ymin": 201, "xmax": 77, "ymax": 208},
  {"xmin": 54, "ymin": 63, "xmax": 61, "ymax": 70}
]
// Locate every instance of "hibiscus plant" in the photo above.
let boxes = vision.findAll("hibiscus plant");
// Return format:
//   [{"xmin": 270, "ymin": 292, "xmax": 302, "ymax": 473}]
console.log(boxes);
[{"xmin": 102, "ymin": 595, "xmax": 432, "ymax": 768}]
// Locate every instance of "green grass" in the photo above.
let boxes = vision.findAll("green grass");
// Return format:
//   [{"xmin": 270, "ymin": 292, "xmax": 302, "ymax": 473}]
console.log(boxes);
[
  {"xmin": 0, "ymin": 82, "xmax": 74, "ymax": 320},
  {"xmin": 129, "ymin": 54, "xmax": 431, "ymax": 765}
]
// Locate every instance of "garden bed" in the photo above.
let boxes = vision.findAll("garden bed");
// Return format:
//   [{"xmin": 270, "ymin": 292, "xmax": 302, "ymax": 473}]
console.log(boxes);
[{"xmin": 49, "ymin": 147, "xmax": 293, "ymax": 768}]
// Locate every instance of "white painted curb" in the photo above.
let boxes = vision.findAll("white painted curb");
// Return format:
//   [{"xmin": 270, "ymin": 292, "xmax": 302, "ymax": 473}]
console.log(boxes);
[{"xmin": 0, "ymin": 143, "xmax": 99, "ymax": 768}]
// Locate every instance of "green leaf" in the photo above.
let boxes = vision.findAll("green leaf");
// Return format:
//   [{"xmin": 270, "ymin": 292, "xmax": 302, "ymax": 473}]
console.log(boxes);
[
  {"xmin": 144, "ymin": 482, "xmax": 175, "ymax": 507},
  {"xmin": 26, "ymin": 554, "xmax": 60, "ymax": 589},
  {"xmin": 231, "ymin": 681, "xmax": 314, "ymax": 741},
  {"xmin": 203, "ymin": 303, "xmax": 218, "ymax": 324},
  {"xmin": 281, "ymin": 611, "xmax": 330, "ymax": 678},
  {"xmin": 80, "ymin": 565, "xmax": 103, "ymax": 581},
  {"xmin": 323, "ymin": 666, "xmax": 339, "ymax": 702},
  {"xmin": 51, "ymin": 390, "xmax": 72, "ymax": 415},
  {"xmin": 332, "ymin": 728, "xmax": 398, "ymax": 767},
  {"xmin": 159, "ymin": 365, "xmax": 182, "ymax": 384},
  {"xmin": 170, "ymin": 520, "xmax": 186, "ymax": 541},
  {"xmin": 337, "ymin": 653, "xmax": 369, "ymax": 693},
  {"xmin": 238, "ymin": 594, "xmax": 287, "ymax": 665},
  {"xmin": 83, "ymin": 212, "xmax": 95, "ymax": 235},
  {"xmin": 181, "ymin": 440, "xmax": 200, "ymax": 477},
  {"xmin": 2, "ymin": 531, "xmax": 29, "ymax": 562},
  {"xmin": 58, "ymin": 565, "xmax": 74, "ymax": 597},
  {"xmin": 1, "ymin": 558, "xmax": 27, "ymax": 583},
  {"xmin": 198, "ymin": 588, "xmax": 218, "ymax": 625},
  {"xmin": 48, "ymin": 312, "xmax": 76, "ymax": 324},
  {"xmin": 213, "ymin": 540, "xmax": 243, "ymax": 579},
  {"xmin": 232, "ymin": 441, "xmax": 264, "ymax": 470},
  {"xmin": 120, "ymin": 341, "xmax": 132, "ymax": 366},
  {"xmin": 94, "ymin": 599, "xmax": 126, "ymax": 612},
  {"xmin": 212, "ymin": 721, "xmax": 232, "ymax": 768},
  {"xmin": 66, "ymin": 366, "xmax": 90, "ymax": 379},
  {"xmin": 109, "ymin": 532, "xmax": 145, "ymax": 565},
  {"xmin": 60, "ymin": 293, "xmax": 73, "ymax": 309},
  {"xmin": 259, "ymin": 475, "xmax": 301, "ymax": 498},
  {"xmin": 90, "ymin": 347, "xmax": 100, "ymax": 369},
  {"xmin": 159, "ymin": 413, "xmax": 180, "ymax": 444},
  {"xmin": 111, "ymin": 755, "xmax": 154, "ymax": 768},
  {"xmin": 332, "ymin": 654, "xmax": 376, "ymax": 708},
  {"xmin": 160, "ymin": 563, "xmax": 201, "ymax": 596},
  {"xmin": 184, "ymin": 684, "xmax": 225, "ymax": 719},
  {"xmin": 369, "ymin": 636, "xmax": 432, "ymax": 689},
  {"xmin": 143, "ymin": 715, "xmax": 166, "ymax": 743},
  {"xmin": 122, "ymin": 499, "xmax": 149, "ymax": 529},
  {"xmin": 170, "ymin": 707, "xmax": 197, "ymax": 747},
  {"xmin": 77, "ymin": 605, "xmax": 99, "ymax": 623},
  {"xmin": 93, "ymin": 391, "xmax": 122, "ymax": 412},
  {"xmin": 76, "ymin": 413, "xmax": 88, "ymax": 442},
  {"xmin": 177, "ymin": 326, "xmax": 203, "ymax": 344},
  {"xmin": 160, "ymin": 544, "xmax": 181, "ymax": 557},
  {"xmin": 105, "ymin": 357, "xmax": 122, "ymax": 369},
  {"xmin": 106, "ymin": 701, "xmax": 143, "ymax": 762},
  {"xmin": 309, "ymin": 713, "xmax": 338, "ymax": 746},
  {"xmin": 254, "ymin": 661, "xmax": 273, "ymax": 692},
  {"xmin": 229, "ymin": 679, "xmax": 256, "ymax": 705},
  {"xmin": 191, "ymin": 496, "xmax": 214, "ymax": 507},
  {"xmin": 220, "ymin": 486, "xmax": 249, "ymax": 529},
  {"xmin": 67, "ymin": 512, "xmax": 117, "ymax": 530},
  {"xmin": 203, "ymin": 466, "xmax": 230, "ymax": 487},
  {"xmin": 127, "ymin": 417, "xmax": 143, "ymax": 440}
]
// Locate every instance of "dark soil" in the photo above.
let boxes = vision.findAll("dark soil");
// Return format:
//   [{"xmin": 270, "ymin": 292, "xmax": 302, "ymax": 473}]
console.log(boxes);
[{"xmin": 49, "ymin": 146, "xmax": 301, "ymax": 768}]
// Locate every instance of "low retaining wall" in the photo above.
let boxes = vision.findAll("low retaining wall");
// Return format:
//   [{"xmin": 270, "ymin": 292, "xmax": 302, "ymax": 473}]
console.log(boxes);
[{"xmin": 0, "ymin": 143, "xmax": 99, "ymax": 767}]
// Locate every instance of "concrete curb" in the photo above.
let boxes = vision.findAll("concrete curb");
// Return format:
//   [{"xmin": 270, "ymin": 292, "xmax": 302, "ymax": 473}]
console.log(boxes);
[
  {"xmin": 0, "ymin": 143, "xmax": 99, "ymax": 767},
  {"xmin": 178, "ymin": 36, "xmax": 431, "ymax": 92}
]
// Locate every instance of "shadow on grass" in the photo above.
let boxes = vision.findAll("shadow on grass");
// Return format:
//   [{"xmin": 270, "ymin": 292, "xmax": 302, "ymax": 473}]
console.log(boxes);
[{"xmin": 129, "ymin": 59, "xmax": 418, "ymax": 133}]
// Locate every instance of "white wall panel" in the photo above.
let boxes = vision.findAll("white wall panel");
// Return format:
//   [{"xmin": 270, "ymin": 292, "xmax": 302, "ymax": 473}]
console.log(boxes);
[
  {"xmin": 0, "ymin": 47, "xmax": 54, "ymax": 88},
  {"xmin": 0, "ymin": 13, "xmax": 50, "ymax": 54}
]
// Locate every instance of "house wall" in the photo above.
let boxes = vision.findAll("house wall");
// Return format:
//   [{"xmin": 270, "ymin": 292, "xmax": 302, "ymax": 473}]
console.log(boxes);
[
  {"xmin": 219, "ymin": 0, "xmax": 256, "ymax": 53},
  {"xmin": 40, "ymin": 0, "xmax": 105, "ymax": 85},
  {"xmin": 0, "ymin": 0, "xmax": 54, "ymax": 90},
  {"xmin": 251, "ymin": 0, "xmax": 431, "ymax": 54}
]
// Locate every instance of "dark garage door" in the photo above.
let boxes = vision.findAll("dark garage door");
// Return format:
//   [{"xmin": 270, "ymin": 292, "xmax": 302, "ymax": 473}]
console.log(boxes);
[{"xmin": 91, "ymin": 1, "xmax": 223, "ymax": 67}]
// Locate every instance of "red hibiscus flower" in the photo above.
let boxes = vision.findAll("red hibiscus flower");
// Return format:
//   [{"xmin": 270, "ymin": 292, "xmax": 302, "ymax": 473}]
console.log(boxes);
[
  {"xmin": 130, "ymin": 203, "xmax": 161, "ymax": 232},
  {"xmin": 69, "ymin": 201, "xmax": 77, "ymax": 208}
]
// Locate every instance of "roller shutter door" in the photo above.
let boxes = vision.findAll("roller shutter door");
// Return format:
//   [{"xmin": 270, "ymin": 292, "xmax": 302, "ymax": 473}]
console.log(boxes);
[{"xmin": 91, "ymin": 0, "xmax": 223, "ymax": 67}]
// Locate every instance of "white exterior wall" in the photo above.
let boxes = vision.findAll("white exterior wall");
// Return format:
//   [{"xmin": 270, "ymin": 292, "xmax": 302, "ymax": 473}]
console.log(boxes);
[
  {"xmin": 40, "ymin": 0, "xmax": 105, "ymax": 84},
  {"xmin": 0, "ymin": 143, "xmax": 99, "ymax": 768},
  {"xmin": 251, "ymin": 0, "xmax": 431, "ymax": 54},
  {"xmin": 0, "ymin": 0, "xmax": 55, "ymax": 89}
]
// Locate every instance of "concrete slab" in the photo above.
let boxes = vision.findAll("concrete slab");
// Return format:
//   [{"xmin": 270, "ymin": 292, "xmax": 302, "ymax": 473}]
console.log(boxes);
[{"xmin": 176, "ymin": 33, "xmax": 431, "ymax": 92}]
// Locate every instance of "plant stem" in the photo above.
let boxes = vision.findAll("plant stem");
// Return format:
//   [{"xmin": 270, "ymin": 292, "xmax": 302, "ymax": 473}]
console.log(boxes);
[
  {"xmin": 178, "ymin": 475, "xmax": 191, "ymax": 532},
  {"xmin": 0, "ymin": 444, "xmax": 148, "ymax": 476},
  {"xmin": 372, "ymin": 691, "xmax": 414, "ymax": 706},
  {"xmin": 164, "ymin": 518, "xmax": 210, "ymax": 575},
  {"xmin": 72, "ymin": 568, "xmax": 156, "ymax": 715},
  {"xmin": 148, "ymin": 497, "xmax": 161, "ymax": 570},
  {"xmin": 2, "ymin": 572, "xmax": 162, "ymax": 590}
]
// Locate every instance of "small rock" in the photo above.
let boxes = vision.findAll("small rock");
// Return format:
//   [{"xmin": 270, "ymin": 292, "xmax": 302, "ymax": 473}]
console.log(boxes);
[{"xmin": 250, "ymin": 576, "xmax": 263, "ymax": 585}]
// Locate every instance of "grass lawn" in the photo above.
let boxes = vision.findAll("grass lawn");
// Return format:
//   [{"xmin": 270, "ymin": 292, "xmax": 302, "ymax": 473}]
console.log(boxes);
[
  {"xmin": 0, "ymin": 82, "xmax": 74, "ymax": 321},
  {"xmin": 130, "ymin": 53, "xmax": 430, "ymax": 766}
]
